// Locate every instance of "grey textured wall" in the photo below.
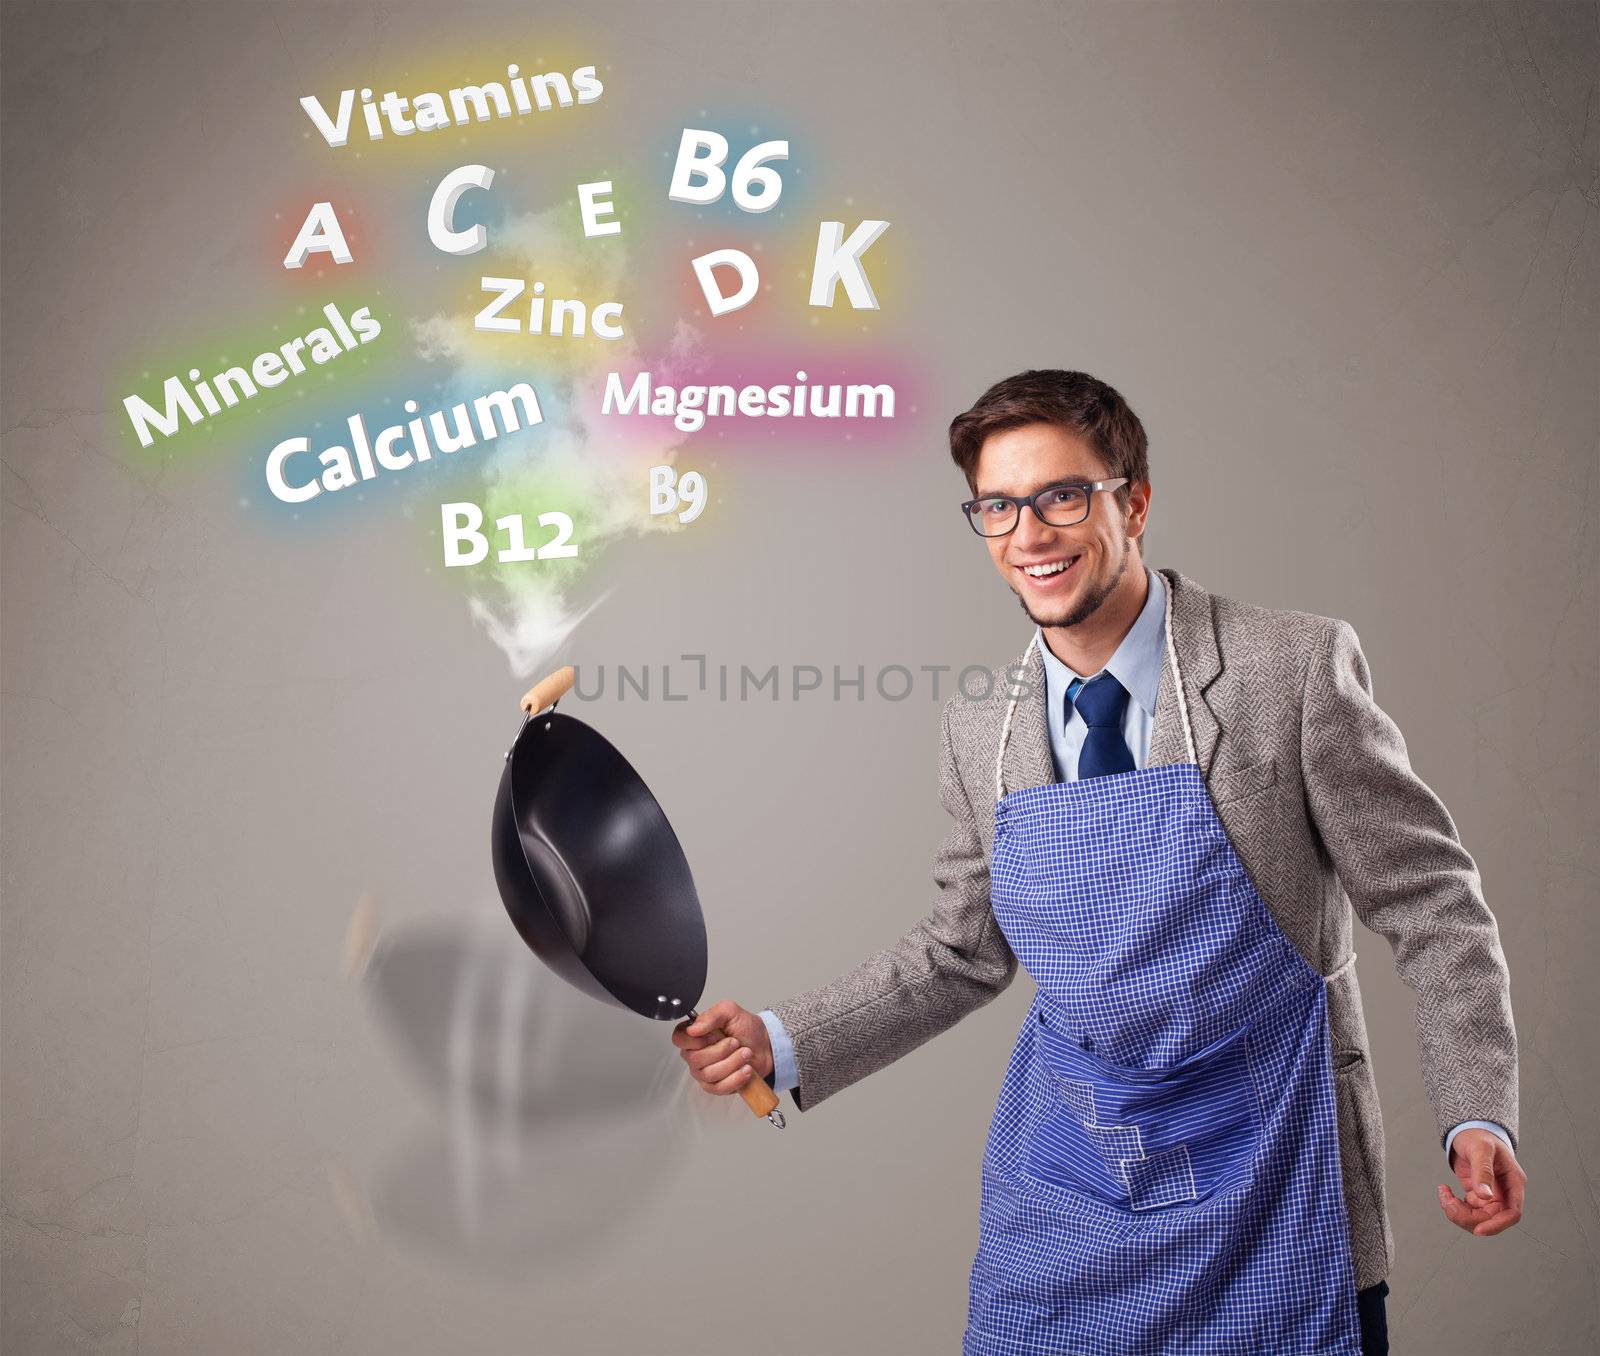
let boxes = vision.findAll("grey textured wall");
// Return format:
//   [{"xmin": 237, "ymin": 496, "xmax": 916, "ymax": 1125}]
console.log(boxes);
[{"xmin": 3, "ymin": 3, "xmax": 1595, "ymax": 1353}]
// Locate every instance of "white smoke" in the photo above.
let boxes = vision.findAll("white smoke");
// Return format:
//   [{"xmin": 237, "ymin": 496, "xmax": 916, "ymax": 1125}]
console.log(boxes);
[{"xmin": 412, "ymin": 205, "xmax": 700, "ymax": 676}]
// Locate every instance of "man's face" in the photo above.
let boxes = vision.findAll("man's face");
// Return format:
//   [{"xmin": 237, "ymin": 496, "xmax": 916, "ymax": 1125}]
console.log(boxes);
[{"xmin": 971, "ymin": 423, "xmax": 1150, "ymax": 629}]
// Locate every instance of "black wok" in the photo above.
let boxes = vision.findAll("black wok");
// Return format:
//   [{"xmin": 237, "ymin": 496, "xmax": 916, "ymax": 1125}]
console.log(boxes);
[{"xmin": 492, "ymin": 667, "xmax": 784, "ymax": 1127}]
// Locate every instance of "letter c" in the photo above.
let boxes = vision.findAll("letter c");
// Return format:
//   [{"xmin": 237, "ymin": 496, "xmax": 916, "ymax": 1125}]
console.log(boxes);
[
  {"xmin": 265, "ymin": 436, "xmax": 322, "ymax": 503},
  {"xmin": 428, "ymin": 164, "xmax": 495, "ymax": 256}
]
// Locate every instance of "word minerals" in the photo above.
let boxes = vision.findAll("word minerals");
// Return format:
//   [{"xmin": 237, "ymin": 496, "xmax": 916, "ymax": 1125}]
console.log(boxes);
[
  {"xmin": 265, "ymin": 382, "xmax": 542, "ymax": 504},
  {"xmin": 123, "ymin": 302, "xmax": 380, "ymax": 449}
]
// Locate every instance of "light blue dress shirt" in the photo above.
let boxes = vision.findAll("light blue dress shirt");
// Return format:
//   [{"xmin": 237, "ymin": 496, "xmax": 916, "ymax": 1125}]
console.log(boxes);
[
  {"xmin": 1036, "ymin": 564, "xmax": 1167, "ymax": 780},
  {"xmin": 760, "ymin": 566, "xmax": 1509, "ymax": 1162}
]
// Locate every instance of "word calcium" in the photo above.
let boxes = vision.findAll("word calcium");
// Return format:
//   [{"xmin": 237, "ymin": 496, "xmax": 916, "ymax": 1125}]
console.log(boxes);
[{"xmin": 265, "ymin": 382, "xmax": 542, "ymax": 504}]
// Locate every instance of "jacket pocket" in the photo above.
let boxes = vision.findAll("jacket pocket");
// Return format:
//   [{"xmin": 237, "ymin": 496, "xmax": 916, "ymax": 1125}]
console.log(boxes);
[
  {"xmin": 1333, "ymin": 1049, "xmax": 1387, "ymax": 1218},
  {"xmin": 1210, "ymin": 753, "xmax": 1278, "ymax": 804}
]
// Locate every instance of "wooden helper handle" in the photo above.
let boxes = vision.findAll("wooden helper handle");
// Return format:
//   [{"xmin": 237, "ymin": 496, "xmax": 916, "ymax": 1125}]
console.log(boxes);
[
  {"xmin": 706, "ymin": 1024, "xmax": 783, "ymax": 1121},
  {"xmin": 521, "ymin": 666, "xmax": 575, "ymax": 714}
]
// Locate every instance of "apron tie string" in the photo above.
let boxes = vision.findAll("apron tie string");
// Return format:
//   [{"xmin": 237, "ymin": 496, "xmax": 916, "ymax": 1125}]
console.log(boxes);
[{"xmin": 1324, "ymin": 951, "xmax": 1358, "ymax": 983}]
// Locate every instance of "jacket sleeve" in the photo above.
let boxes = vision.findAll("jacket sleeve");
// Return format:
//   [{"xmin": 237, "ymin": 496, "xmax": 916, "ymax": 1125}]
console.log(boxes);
[
  {"xmin": 1301, "ymin": 619, "xmax": 1519, "ymax": 1151},
  {"xmin": 766, "ymin": 697, "xmax": 1018, "ymax": 1111}
]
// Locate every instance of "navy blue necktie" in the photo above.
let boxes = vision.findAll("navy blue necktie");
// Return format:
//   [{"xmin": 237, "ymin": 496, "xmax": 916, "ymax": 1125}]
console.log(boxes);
[{"xmin": 1067, "ymin": 672, "xmax": 1136, "ymax": 780}]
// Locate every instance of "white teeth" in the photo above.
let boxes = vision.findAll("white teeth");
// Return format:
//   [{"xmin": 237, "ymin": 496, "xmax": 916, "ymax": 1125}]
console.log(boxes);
[{"xmin": 1023, "ymin": 558, "xmax": 1074, "ymax": 577}]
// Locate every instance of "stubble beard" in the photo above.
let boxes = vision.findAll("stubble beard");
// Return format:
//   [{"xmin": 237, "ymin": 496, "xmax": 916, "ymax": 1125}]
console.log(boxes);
[{"xmin": 1015, "ymin": 538, "xmax": 1132, "ymax": 631}]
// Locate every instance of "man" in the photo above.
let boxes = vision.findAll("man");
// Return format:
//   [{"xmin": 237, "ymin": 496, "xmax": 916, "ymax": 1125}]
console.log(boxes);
[{"xmin": 673, "ymin": 370, "xmax": 1525, "ymax": 1355}]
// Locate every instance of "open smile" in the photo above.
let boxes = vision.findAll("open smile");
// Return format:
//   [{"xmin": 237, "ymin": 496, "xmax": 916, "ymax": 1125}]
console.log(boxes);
[{"xmin": 1013, "ymin": 552, "xmax": 1083, "ymax": 591}]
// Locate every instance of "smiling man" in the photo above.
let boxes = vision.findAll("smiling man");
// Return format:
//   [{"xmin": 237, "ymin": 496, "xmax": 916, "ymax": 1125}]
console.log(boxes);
[{"xmin": 673, "ymin": 369, "xmax": 1524, "ymax": 1356}]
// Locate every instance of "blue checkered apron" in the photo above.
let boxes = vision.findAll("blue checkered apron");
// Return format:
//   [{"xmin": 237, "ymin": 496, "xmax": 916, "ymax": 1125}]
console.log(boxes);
[{"xmin": 964, "ymin": 607, "xmax": 1363, "ymax": 1356}]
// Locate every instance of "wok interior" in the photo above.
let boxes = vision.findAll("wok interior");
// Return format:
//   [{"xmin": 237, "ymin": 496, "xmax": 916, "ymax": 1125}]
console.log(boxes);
[{"xmin": 499, "ymin": 714, "xmax": 708, "ymax": 1019}]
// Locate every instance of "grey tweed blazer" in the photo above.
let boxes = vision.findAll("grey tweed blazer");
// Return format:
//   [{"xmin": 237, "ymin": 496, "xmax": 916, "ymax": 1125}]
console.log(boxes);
[{"xmin": 767, "ymin": 565, "xmax": 1519, "ymax": 1291}]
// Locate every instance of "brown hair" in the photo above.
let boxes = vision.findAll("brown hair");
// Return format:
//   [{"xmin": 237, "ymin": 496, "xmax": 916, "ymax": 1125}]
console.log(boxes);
[{"xmin": 948, "ymin": 370, "xmax": 1150, "ymax": 506}]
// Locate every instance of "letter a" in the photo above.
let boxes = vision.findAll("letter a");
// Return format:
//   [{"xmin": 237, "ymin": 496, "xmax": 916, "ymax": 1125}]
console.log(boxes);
[{"xmin": 284, "ymin": 202, "xmax": 354, "ymax": 270}]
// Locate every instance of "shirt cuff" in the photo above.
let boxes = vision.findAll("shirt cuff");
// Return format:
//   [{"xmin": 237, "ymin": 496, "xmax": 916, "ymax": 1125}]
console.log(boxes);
[
  {"xmin": 1445, "ymin": 1120, "xmax": 1514, "ymax": 1162},
  {"xmin": 759, "ymin": 1008, "xmax": 799, "ymax": 1093}
]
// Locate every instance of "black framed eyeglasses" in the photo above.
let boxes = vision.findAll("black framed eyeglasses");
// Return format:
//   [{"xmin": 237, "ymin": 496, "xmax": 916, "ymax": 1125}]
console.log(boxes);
[{"xmin": 960, "ymin": 478, "xmax": 1128, "ymax": 537}]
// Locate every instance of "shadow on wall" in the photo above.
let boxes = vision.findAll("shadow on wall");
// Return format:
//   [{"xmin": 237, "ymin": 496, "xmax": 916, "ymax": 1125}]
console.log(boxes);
[{"xmin": 328, "ymin": 905, "xmax": 738, "ymax": 1280}]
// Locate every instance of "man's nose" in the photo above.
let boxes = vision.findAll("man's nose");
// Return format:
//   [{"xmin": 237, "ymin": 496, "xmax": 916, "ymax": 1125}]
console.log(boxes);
[{"xmin": 1011, "ymin": 503, "xmax": 1058, "ymax": 550}]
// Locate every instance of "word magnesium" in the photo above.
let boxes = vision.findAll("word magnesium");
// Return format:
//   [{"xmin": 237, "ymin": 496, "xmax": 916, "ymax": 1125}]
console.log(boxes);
[{"xmin": 602, "ymin": 370, "xmax": 896, "ymax": 434}]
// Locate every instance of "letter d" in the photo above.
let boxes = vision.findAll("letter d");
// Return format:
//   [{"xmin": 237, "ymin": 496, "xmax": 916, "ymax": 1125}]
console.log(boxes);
[{"xmin": 691, "ymin": 248, "xmax": 758, "ymax": 317}]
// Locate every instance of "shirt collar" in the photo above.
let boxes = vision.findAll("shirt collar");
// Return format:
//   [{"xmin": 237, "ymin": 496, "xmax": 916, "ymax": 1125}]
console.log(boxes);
[{"xmin": 1035, "ymin": 565, "xmax": 1167, "ymax": 720}]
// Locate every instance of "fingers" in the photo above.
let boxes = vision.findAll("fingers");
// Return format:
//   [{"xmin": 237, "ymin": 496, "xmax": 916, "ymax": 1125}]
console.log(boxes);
[
  {"xmin": 686, "ymin": 999, "xmax": 740, "ymax": 1039},
  {"xmin": 1438, "ymin": 1150, "xmax": 1528, "ymax": 1237},
  {"xmin": 672, "ymin": 999, "xmax": 738, "ymax": 1051},
  {"xmin": 1473, "ymin": 1147, "xmax": 1527, "ymax": 1236},
  {"xmin": 679, "ymin": 1034, "xmax": 757, "ymax": 1094},
  {"xmin": 671, "ymin": 999, "xmax": 764, "ymax": 1097},
  {"xmin": 690, "ymin": 1036, "xmax": 746, "ymax": 1079},
  {"xmin": 1437, "ymin": 1183, "xmax": 1495, "ymax": 1231},
  {"xmin": 708, "ymin": 1058, "xmax": 758, "ymax": 1096},
  {"xmin": 671, "ymin": 1020, "xmax": 711, "ymax": 1051},
  {"xmin": 1469, "ymin": 1201, "xmax": 1522, "ymax": 1236},
  {"xmin": 1440, "ymin": 1183, "xmax": 1497, "ymax": 1234},
  {"xmin": 697, "ymin": 1042, "xmax": 756, "ymax": 1094},
  {"xmin": 1465, "ymin": 1142, "xmax": 1499, "ymax": 1205},
  {"xmin": 1503, "ymin": 1162, "xmax": 1526, "ymax": 1221}
]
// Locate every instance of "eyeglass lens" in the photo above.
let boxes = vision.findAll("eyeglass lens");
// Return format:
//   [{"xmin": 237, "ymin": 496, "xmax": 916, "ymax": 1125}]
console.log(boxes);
[{"xmin": 967, "ymin": 485, "xmax": 1090, "ymax": 536}]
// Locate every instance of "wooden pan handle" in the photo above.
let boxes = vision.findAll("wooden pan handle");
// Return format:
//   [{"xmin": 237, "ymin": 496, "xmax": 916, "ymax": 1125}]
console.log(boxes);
[
  {"xmin": 520, "ymin": 666, "xmax": 575, "ymax": 714},
  {"xmin": 703, "ymin": 1024, "xmax": 782, "ymax": 1119},
  {"xmin": 742, "ymin": 1078, "xmax": 781, "ymax": 1118}
]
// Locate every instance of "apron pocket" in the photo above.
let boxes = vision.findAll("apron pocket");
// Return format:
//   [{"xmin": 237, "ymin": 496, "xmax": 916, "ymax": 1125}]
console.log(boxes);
[{"xmin": 1025, "ymin": 1012, "xmax": 1261, "ymax": 1215}]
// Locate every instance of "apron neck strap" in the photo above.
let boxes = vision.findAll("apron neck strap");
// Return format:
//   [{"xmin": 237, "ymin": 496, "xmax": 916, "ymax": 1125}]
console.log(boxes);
[
  {"xmin": 995, "ymin": 633, "xmax": 1039, "ymax": 802},
  {"xmin": 994, "ymin": 570, "xmax": 1198, "ymax": 802},
  {"xmin": 1162, "ymin": 573, "xmax": 1200, "ymax": 768}
]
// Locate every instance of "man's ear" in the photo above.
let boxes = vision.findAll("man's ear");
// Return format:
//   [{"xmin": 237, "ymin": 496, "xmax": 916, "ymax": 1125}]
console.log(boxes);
[{"xmin": 1124, "ymin": 479, "xmax": 1153, "ymax": 543}]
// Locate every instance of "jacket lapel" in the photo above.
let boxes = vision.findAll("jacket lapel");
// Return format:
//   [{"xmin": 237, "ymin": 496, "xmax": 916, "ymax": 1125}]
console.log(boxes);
[
  {"xmin": 998, "ymin": 636, "xmax": 1054, "ymax": 797},
  {"xmin": 1150, "ymin": 566, "xmax": 1222, "ymax": 776}
]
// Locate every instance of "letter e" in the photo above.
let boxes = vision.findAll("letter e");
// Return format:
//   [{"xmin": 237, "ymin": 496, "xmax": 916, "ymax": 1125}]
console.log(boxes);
[{"xmin": 578, "ymin": 180, "xmax": 621, "ymax": 237}]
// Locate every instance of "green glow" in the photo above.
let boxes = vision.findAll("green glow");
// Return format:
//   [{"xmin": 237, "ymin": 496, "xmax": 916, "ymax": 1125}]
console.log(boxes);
[{"xmin": 112, "ymin": 287, "xmax": 404, "ymax": 464}]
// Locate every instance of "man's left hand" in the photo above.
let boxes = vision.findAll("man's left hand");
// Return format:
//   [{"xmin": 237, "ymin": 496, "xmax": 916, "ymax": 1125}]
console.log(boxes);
[{"xmin": 1438, "ymin": 1128, "xmax": 1526, "ymax": 1236}]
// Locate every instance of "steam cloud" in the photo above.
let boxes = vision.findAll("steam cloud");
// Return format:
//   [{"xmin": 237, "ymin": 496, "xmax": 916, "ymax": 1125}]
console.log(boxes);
[{"xmin": 411, "ymin": 203, "xmax": 702, "ymax": 676}]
